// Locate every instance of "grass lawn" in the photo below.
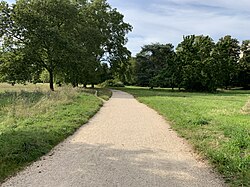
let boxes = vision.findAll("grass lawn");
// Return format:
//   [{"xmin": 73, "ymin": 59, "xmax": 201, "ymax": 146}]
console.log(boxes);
[
  {"xmin": 0, "ymin": 83, "xmax": 110, "ymax": 183},
  {"xmin": 119, "ymin": 86, "xmax": 250, "ymax": 186}
]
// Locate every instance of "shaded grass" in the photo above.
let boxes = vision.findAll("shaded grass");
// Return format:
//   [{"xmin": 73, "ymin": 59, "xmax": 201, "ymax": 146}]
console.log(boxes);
[
  {"xmin": 0, "ymin": 84, "xmax": 103, "ymax": 183},
  {"xmin": 82, "ymin": 88, "xmax": 112, "ymax": 101},
  {"xmin": 119, "ymin": 86, "xmax": 250, "ymax": 186}
]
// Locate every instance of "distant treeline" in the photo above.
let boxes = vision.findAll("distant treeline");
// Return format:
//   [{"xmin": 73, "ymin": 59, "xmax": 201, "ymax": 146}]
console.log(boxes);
[{"xmin": 124, "ymin": 35, "xmax": 250, "ymax": 92}]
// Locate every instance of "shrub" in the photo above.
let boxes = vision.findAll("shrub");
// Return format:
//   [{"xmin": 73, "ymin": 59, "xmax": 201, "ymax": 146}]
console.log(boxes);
[{"xmin": 100, "ymin": 79, "xmax": 124, "ymax": 87}]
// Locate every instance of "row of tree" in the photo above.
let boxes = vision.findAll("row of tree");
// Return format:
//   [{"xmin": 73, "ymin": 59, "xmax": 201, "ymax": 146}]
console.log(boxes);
[
  {"xmin": 127, "ymin": 35, "xmax": 250, "ymax": 92},
  {"xmin": 0, "ymin": 0, "xmax": 132, "ymax": 90},
  {"xmin": 1, "ymin": 1, "xmax": 249, "ymax": 92}
]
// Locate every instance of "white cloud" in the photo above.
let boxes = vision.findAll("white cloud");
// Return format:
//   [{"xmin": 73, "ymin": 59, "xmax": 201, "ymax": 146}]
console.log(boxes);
[{"xmin": 108, "ymin": 0, "xmax": 250, "ymax": 55}]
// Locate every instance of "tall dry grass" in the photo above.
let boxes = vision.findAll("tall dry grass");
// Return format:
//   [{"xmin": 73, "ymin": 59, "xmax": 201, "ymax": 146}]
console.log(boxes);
[{"xmin": 0, "ymin": 83, "xmax": 103, "ymax": 182}]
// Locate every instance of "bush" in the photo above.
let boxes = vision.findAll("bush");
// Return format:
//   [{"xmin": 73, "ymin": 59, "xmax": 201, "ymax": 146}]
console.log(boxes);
[{"xmin": 100, "ymin": 79, "xmax": 124, "ymax": 87}]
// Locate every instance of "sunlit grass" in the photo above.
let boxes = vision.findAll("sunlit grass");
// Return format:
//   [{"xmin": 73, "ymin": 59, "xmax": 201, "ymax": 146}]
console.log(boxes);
[
  {"xmin": 0, "ymin": 83, "xmax": 104, "ymax": 182},
  {"xmin": 0, "ymin": 83, "xmax": 49, "ymax": 93},
  {"xmin": 119, "ymin": 87, "xmax": 250, "ymax": 186}
]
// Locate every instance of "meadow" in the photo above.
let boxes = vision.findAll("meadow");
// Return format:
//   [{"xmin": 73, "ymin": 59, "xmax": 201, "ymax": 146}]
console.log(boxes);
[
  {"xmin": 0, "ymin": 83, "xmax": 111, "ymax": 183},
  {"xmin": 119, "ymin": 87, "xmax": 250, "ymax": 186}
]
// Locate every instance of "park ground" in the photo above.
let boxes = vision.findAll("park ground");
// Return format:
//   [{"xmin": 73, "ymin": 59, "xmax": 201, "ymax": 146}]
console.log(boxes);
[
  {"xmin": 0, "ymin": 83, "xmax": 111, "ymax": 183},
  {"xmin": 118, "ymin": 86, "xmax": 250, "ymax": 186},
  {"xmin": 1, "ymin": 89, "xmax": 225, "ymax": 187},
  {"xmin": 0, "ymin": 83, "xmax": 249, "ymax": 186}
]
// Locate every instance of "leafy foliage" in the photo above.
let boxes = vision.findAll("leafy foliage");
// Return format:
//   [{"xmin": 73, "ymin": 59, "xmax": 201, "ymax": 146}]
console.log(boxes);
[
  {"xmin": 238, "ymin": 40, "xmax": 250, "ymax": 89},
  {"xmin": 100, "ymin": 79, "xmax": 124, "ymax": 87},
  {"xmin": 135, "ymin": 43, "xmax": 175, "ymax": 88},
  {"xmin": 213, "ymin": 35, "xmax": 241, "ymax": 89},
  {"xmin": 0, "ymin": 0, "xmax": 132, "ymax": 90},
  {"xmin": 132, "ymin": 35, "xmax": 246, "ymax": 92},
  {"xmin": 176, "ymin": 35, "xmax": 219, "ymax": 92}
]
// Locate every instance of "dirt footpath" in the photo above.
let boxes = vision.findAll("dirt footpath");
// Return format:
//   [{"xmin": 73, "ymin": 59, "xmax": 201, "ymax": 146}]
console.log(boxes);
[{"xmin": 2, "ymin": 90, "xmax": 225, "ymax": 187}]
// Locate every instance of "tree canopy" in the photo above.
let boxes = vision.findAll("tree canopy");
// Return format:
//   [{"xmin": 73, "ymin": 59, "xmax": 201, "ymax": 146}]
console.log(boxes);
[
  {"xmin": 135, "ymin": 43, "xmax": 175, "ymax": 88},
  {"xmin": 0, "ymin": 0, "xmax": 132, "ymax": 90},
  {"xmin": 131, "ymin": 35, "xmax": 248, "ymax": 92},
  {"xmin": 176, "ymin": 35, "xmax": 219, "ymax": 92},
  {"xmin": 238, "ymin": 40, "xmax": 250, "ymax": 89}
]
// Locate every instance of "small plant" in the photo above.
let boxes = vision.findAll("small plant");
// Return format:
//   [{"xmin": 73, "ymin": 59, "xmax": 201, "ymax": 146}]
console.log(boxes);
[{"xmin": 100, "ymin": 79, "xmax": 124, "ymax": 87}]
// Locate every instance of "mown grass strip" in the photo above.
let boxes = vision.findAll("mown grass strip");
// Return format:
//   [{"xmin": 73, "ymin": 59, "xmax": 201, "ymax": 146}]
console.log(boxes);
[{"xmin": 119, "ymin": 86, "xmax": 250, "ymax": 187}]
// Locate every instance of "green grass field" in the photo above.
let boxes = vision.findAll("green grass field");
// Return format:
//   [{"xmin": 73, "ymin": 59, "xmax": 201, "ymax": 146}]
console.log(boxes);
[
  {"xmin": 119, "ymin": 86, "xmax": 250, "ymax": 186},
  {"xmin": 0, "ymin": 83, "xmax": 111, "ymax": 183}
]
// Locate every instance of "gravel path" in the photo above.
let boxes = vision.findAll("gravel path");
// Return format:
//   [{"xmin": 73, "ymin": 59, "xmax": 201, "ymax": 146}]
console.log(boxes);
[{"xmin": 2, "ymin": 90, "xmax": 225, "ymax": 187}]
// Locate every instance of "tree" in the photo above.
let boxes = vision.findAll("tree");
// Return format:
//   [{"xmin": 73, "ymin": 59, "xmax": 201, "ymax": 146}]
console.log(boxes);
[
  {"xmin": 1, "ymin": 42, "xmax": 44, "ymax": 84},
  {"xmin": 214, "ymin": 35, "xmax": 240, "ymax": 89},
  {"xmin": 66, "ymin": 0, "xmax": 132, "ymax": 87},
  {"xmin": 0, "ymin": 50, "xmax": 30, "ymax": 84},
  {"xmin": 176, "ymin": 35, "xmax": 219, "ymax": 92},
  {"xmin": 238, "ymin": 40, "xmax": 250, "ymax": 89},
  {"xmin": 40, "ymin": 70, "xmax": 50, "ymax": 83},
  {"xmin": 1, "ymin": 0, "xmax": 80, "ymax": 90},
  {"xmin": 152, "ymin": 48, "xmax": 176, "ymax": 89},
  {"xmin": 0, "ymin": 0, "xmax": 132, "ymax": 90},
  {"xmin": 123, "ymin": 57, "xmax": 137, "ymax": 85},
  {"xmin": 135, "ymin": 43, "xmax": 175, "ymax": 88}
]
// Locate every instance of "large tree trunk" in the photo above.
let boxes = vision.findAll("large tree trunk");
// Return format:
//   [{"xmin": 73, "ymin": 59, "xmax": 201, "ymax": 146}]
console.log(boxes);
[{"xmin": 49, "ymin": 70, "xmax": 54, "ymax": 91}]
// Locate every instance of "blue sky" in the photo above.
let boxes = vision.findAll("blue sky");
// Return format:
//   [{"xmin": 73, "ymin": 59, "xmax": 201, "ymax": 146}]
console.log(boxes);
[
  {"xmin": 6, "ymin": 0, "xmax": 250, "ymax": 56},
  {"xmin": 108, "ymin": 0, "xmax": 250, "ymax": 55}
]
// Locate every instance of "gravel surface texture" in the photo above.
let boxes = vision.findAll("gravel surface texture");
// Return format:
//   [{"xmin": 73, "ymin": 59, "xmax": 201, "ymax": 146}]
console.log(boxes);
[{"xmin": 2, "ymin": 90, "xmax": 225, "ymax": 187}]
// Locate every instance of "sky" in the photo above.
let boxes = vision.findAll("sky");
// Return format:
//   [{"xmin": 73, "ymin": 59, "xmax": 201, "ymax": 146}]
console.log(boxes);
[
  {"xmin": 6, "ymin": 0, "xmax": 250, "ymax": 56},
  {"xmin": 108, "ymin": 0, "xmax": 250, "ymax": 55}
]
